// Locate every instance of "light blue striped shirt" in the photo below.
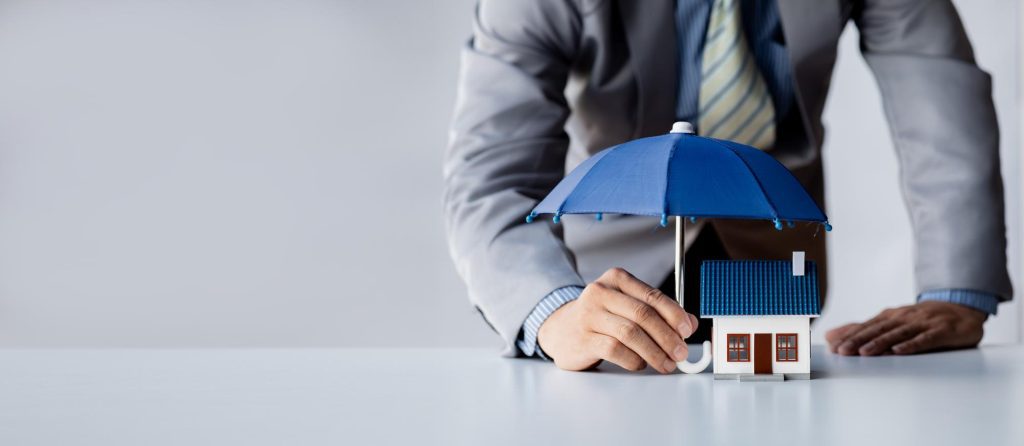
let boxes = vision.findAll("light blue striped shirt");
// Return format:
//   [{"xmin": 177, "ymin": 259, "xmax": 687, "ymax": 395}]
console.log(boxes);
[{"xmin": 517, "ymin": 286, "xmax": 584, "ymax": 358}]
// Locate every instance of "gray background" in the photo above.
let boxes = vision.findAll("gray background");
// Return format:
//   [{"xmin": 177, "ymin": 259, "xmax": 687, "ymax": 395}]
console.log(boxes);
[{"xmin": 0, "ymin": 0, "xmax": 1018, "ymax": 348}]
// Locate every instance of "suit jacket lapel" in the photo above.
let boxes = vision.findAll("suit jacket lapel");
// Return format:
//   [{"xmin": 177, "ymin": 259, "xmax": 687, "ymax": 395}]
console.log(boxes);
[
  {"xmin": 775, "ymin": 0, "xmax": 842, "ymax": 148},
  {"xmin": 619, "ymin": 0, "xmax": 678, "ymax": 138}
]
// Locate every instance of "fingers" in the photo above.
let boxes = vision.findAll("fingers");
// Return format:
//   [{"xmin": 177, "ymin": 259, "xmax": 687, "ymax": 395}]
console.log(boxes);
[
  {"xmin": 591, "ymin": 312, "xmax": 677, "ymax": 373},
  {"xmin": 598, "ymin": 289, "xmax": 688, "ymax": 362},
  {"xmin": 599, "ymin": 268, "xmax": 696, "ymax": 337},
  {"xmin": 892, "ymin": 329, "xmax": 945, "ymax": 355},
  {"xmin": 590, "ymin": 333, "xmax": 647, "ymax": 372},
  {"xmin": 825, "ymin": 323, "xmax": 861, "ymax": 351},
  {"xmin": 858, "ymin": 325, "xmax": 924, "ymax": 356},
  {"xmin": 569, "ymin": 267, "xmax": 703, "ymax": 373},
  {"xmin": 835, "ymin": 319, "xmax": 900, "ymax": 356}
]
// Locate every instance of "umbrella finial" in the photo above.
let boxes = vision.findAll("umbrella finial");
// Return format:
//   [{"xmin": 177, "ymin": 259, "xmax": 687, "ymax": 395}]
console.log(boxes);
[
  {"xmin": 660, "ymin": 213, "xmax": 668, "ymax": 227},
  {"xmin": 553, "ymin": 213, "xmax": 562, "ymax": 224},
  {"xmin": 689, "ymin": 216, "xmax": 697, "ymax": 223},
  {"xmin": 525, "ymin": 212, "xmax": 536, "ymax": 223},
  {"xmin": 670, "ymin": 121, "xmax": 695, "ymax": 134},
  {"xmin": 824, "ymin": 222, "xmax": 833, "ymax": 232},
  {"xmin": 773, "ymin": 218, "xmax": 783, "ymax": 230},
  {"xmin": 595, "ymin": 213, "xmax": 603, "ymax": 221}
]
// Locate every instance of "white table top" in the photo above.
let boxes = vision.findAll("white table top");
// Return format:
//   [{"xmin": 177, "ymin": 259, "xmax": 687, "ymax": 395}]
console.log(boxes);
[{"xmin": 1, "ymin": 345, "xmax": 1021, "ymax": 446}]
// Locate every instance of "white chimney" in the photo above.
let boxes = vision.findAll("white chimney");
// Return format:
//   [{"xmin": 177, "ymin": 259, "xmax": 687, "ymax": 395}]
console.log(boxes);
[{"xmin": 792, "ymin": 251, "xmax": 805, "ymax": 276}]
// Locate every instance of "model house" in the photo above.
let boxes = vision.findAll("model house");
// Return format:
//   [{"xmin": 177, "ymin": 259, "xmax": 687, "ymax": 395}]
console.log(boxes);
[{"xmin": 700, "ymin": 252, "xmax": 821, "ymax": 381}]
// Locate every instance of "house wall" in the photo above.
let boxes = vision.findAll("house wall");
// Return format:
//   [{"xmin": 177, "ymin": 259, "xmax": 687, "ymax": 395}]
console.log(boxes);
[{"xmin": 710, "ymin": 316, "xmax": 812, "ymax": 375}]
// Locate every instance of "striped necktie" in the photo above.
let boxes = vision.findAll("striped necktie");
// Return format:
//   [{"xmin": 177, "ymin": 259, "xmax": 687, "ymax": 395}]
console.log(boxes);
[{"xmin": 698, "ymin": 0, "xmax": 775, "ymax": 150}]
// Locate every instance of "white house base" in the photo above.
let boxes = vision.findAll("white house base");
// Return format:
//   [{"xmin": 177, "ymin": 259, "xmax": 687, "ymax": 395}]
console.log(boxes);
[
  {"xmin": 715, "ymin": 373, "xmax": 811, "ymax": 381},
  {"xmin": 740, "ymin": 373, "xmax": 784, "ymax": 382}
]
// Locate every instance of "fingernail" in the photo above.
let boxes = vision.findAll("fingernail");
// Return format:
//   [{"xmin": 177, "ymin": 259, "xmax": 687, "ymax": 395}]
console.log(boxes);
[
  {"xmin": 662, "ymin": 359, "xmax": 677, "ymax": 373},
  {"xmin": 861, "ymin": 342, "xmax": 877, "ymax": 354},
  {"xmin": 677, "ymin": 323, "xmax": 692, "ymax": 337},
  {"xmin": 673, "ymin": 345, "xmax": 687, "ymax": 361}
]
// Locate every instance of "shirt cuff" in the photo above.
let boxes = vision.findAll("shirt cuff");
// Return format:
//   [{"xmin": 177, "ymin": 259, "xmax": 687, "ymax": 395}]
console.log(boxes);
[
  {"xmin": 517, "ymin": 286, "xmax": 585, "ymax": 360},
  {"xmin": 918, "ymin": 289, "xmax": 1000, "ymax": 316}
]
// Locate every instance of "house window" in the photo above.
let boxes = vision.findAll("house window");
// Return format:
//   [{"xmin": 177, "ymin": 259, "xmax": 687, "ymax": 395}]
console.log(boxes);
[
  {"xmin": 726, "ymin": 334, "xmax": 750, "ymax": 362},
  {"xmin": 776, "ymin": 334, "xmax": 798, "ymax": 361}
]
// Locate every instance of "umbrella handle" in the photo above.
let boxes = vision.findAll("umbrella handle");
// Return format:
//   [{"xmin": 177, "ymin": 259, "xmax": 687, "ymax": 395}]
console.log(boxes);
[
  {"xmin": 675, "ymin": 216, "xmax": 712, "ymax": 374},
  {"xmin": 676, "ymin": 341, "xmax": 713, "ymax": 374}
]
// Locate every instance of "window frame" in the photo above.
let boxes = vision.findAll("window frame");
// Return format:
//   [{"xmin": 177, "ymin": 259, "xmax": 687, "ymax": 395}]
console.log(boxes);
[
  {"xmin": 726, "ymin": 334, "xmax": 751, "ymax": 362},
  {"xmin": 776, "ymin": 333, "xmax": 798, "ymax": 362}
]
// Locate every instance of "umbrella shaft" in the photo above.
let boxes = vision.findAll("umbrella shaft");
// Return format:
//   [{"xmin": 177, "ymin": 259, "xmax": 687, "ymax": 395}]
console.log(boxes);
[{"xmin": 675, "ymin": 216, "xmax": 685, "ymax": 309}]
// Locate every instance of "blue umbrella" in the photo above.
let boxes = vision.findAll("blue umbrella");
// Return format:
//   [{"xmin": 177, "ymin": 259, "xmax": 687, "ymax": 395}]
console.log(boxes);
[
  {"xmin": 526, "ymin": 121, "xmax": 830, "ymax": 374},
  {"xmin": 529, "ymin": 121, "xmax": 830, "ymax": 229}
]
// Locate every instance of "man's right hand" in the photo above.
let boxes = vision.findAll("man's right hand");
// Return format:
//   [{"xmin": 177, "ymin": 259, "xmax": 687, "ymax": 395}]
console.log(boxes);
[{"xmin": 537, "ymin": 267, "xmax": 699, "ymax": 373}]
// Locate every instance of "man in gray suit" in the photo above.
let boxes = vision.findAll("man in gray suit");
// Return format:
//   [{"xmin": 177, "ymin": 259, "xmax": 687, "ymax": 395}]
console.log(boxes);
[{"xmin": 444, "ymin": 0, "xmax": 1012, "ymax": 373}]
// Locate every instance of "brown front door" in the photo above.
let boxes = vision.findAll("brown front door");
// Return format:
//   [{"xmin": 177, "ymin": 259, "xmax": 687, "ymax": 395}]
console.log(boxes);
[{"xmin": 754, "ymin": 333, "xmax": 772, "ymax": 374}]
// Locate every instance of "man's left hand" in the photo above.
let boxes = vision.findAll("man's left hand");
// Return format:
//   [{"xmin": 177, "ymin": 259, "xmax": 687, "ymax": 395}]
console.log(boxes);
[{"xmin": 825, "ymin": 301, "xmax": 986, "ymax": 356}]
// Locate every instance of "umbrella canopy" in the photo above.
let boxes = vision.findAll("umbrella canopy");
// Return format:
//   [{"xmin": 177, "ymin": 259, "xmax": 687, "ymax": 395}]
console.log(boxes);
[{"xmin": 528, "ymin": 122, "xmax": 830, "ymax": 231}]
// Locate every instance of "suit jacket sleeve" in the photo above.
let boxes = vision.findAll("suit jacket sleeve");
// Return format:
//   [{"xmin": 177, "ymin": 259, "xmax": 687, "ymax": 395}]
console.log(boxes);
[
  {"xmin": 443, "ymin": 0, "xmax": 587, "ymax": 355},
  {"xmin": 854, "ymin": 0, "xmax": 1013, "ymax": 300}
]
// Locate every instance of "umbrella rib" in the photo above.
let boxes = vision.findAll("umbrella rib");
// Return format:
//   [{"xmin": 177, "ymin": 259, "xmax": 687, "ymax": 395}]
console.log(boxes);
[
  {"xmin": 663, "ymin": 137, "xmax": 680, "ymax": 218},
  {"xmin": 707, "ymin": 138, "xmax": 780, "ymax": 222},
  {"xmin": 551, "ymin": 148, "xmax": 612, "ymax": 217}
]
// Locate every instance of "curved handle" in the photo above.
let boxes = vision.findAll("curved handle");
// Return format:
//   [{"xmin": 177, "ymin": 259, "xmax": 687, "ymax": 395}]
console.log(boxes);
[{"xmin": 676, "ymin": 341, "xmax": 712, "ymax": 374}]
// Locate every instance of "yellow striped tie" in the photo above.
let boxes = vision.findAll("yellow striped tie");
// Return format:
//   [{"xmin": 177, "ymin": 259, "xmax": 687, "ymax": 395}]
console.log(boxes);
[{"xmin": 698, "ymin": 0, "xmax": 775, "ymax": 150}]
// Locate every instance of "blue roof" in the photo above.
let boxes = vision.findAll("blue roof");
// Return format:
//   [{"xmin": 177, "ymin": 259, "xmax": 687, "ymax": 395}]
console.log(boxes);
[{"xmin": 700, "ymin": 260, "xmax": 821, "ymax": 316}]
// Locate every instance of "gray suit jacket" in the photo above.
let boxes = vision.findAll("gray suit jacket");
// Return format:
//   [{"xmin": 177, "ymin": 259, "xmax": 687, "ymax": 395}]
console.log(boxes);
[{"xmin": 444, "ymin": 0, "xmax": 1012, "ymax": 356}]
